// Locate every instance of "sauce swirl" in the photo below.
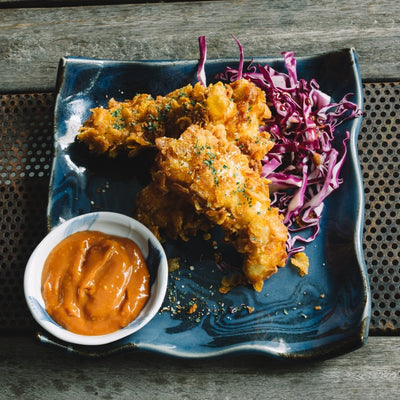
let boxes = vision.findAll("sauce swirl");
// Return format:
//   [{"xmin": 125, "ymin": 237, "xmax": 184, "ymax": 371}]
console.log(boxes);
[{"xmin": 41, "ymin": 231, "xmax": 150, "ymax": 335}]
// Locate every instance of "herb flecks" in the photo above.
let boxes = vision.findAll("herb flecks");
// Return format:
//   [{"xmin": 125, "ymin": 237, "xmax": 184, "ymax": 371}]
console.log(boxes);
[
  {"xmin": 145, "ymin": 120, "xmax": 158, "ymax": 131},
  {"xmin": 233, "ymin": 180, "xmax": 254, "ymax": 208},
  {"xmin": 110, "ymin": 108, "xmax": 122, "ymax": 119},
  {"xmin": 194, "ymin": 138, "xmax": 206, "ymax": 155},
  {"xmin": 202, "ymin": 150, "xmax": 222, "ymax": 187},
  {"xmin": 110, "ymin": 107, "xmax": 126, "ymax": 131}
]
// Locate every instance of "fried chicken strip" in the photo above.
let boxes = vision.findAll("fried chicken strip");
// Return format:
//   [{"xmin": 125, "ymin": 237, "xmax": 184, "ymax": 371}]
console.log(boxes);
[
  {"xmin": 153, "ymin": 124, "xmax": 288, "ymax": 291},
  {"xmin": 77, "ymin": 79, "xmax": 272, "ymax": 160},
  {"xmin": 135, "ymin": 181, "xmax": 212, "ymax": 242}
]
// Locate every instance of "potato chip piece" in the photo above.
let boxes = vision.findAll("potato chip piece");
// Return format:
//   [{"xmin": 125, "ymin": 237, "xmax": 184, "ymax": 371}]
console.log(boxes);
[{"xmin": 290, "ymin": 252, "xmax": 309, "ymax": 276}]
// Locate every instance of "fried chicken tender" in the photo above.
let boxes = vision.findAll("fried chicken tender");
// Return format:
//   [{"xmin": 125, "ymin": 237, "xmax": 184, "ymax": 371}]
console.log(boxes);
[
  {"xmin": 135, "ymin": 181, "xmax": 212, "ymax": 242},
  {"xmin": 152, "ymin": 124, "xmax": 288, "ymax": 291},
  {"xmin": 80, "ymin": 78, "xmax": 288, "ymax": 290},
  {"xmin": 77, "ymin": 79, "xmax": 272, "ymax": 160}
]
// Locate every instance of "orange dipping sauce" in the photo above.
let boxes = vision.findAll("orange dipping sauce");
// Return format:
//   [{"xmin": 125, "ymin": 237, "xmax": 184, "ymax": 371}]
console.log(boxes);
[{"xmin": 41, "ymin": 231, "xmax": 150, "ymax": 336}]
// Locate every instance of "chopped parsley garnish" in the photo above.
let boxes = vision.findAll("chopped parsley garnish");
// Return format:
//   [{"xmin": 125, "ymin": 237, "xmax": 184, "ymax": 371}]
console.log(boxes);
[{"xmin": 110, "ymin": 107, "xmax": 126, "ymax": 130}]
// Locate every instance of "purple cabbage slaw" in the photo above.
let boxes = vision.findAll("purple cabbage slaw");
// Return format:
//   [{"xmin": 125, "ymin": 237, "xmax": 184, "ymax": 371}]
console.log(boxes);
[{"xmin": 197, "ymin": 36, "xmax": 362, "ymax": 256}]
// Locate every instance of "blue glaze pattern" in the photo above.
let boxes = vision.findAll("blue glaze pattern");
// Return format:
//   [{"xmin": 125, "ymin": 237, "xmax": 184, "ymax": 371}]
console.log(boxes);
[
  {"xmin": 145, "ymin": 239, "xmax": 162, "ymax": 287},
  {"xmin": 27, "ymin": 296, "xmax": 59, "ymax": 327},
  {"xmin": 46, "ymin": 49, "xmax": 370, "ymax": 359}
]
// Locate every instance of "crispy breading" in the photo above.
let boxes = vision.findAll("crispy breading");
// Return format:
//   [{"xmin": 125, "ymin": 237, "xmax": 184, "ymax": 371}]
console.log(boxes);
[
  {"xmin": 152, "ymin": 124, "xmax": 288, "ymax": 291},
  {"xmin": 80, "ymin": 78, "xmax": 288, "ymax": 290},
  {"xmin": 135, "ymin": 180, "xmax": 212, "ymax": 242},
  {"xmin": 77, "ymin": 79, "xmax": 272, "ymax": 159}
]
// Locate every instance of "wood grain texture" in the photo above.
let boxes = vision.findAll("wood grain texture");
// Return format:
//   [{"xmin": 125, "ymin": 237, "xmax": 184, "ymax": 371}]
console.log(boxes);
[
  {"xmin": 0, "ymin": 335, "xmax": 399, "ymax": 400},
  {"xmin": 0, "ymin": 0, "xmax": 399, "ymax": 92},
  {"xmin": 0, "ymin": 2, "xmax": 399, "ymax": 398},
  {"xmin": 0, "ymin": 0, "xmax": 189, "ymax": 6}
]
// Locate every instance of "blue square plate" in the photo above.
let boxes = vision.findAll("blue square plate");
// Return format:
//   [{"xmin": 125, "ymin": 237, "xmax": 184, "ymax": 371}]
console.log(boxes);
[{"xmin": 45, "ymin": 49, "xmax": 370, "ymax": 360}]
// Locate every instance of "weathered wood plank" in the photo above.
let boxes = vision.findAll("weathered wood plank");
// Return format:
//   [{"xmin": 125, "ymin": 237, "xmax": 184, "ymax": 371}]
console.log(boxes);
[
  {"xmin": 1, "ymin": 335, "xmax": 399, "ymax": 399},
  {"xmin": 0, "ymin": 0, "xmax": 399, "ymax": 92},
  {"xmin": 0, "ymin": 0, "xmax": 187, "ymax": 5}
]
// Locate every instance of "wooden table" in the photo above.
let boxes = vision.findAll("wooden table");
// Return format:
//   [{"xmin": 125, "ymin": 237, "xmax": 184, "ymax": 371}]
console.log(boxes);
[{"xmin": 1, "ymin": 1, "xmax": 399, "ymax": 398}]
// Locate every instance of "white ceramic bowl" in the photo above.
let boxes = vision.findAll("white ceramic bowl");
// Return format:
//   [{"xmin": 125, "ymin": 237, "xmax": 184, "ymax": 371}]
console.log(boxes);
[{"xmin": 24, "ymin": 211, "xmax": 168, "ymax": 346}]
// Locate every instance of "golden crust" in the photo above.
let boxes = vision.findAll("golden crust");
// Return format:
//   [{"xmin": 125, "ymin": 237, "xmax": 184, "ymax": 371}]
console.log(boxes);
[
  {"xmin": 151, "ymin": 124, "xmax": 288, "ymax": 291},
  {"xmin": 79, "ymin": 79, "xmax": 288, "ymax": 290},
  {"xmin": 135, "ymin": 180, "xmax": 212, "ymax": 242},
  {"xmin": 77, "ymin": 79, "xmax": 272, "ymax": 159}
]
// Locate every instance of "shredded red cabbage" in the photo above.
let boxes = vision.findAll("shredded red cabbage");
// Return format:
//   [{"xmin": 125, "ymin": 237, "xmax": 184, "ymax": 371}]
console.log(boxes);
[
  {"xmin": 197, "ymin": 36, "xmax": 207, "ymax": 86},
  {"xmin": 197, "ymin": 36, "xmax": 362, "ymax": 256}
]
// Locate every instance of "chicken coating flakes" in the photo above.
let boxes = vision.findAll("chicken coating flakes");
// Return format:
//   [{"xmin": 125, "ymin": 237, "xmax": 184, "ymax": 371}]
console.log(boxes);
[
  {"xmin": 77, "ymin": 79, "xmax": 272, "ymax": 160},
  {"xmin": 135, "ymin": 181, "xmax": 213, "ymax": 242},
  {"xmin": 79, "ymin": 78, "xmax": 289, "ymax": 291},
  {"xmin": 152, "ymin": 124, "xmax": 288, "ymax": 291},
  {"xmin": 290, "ymin": 252, "xmax": 310, "ymax": 276}
]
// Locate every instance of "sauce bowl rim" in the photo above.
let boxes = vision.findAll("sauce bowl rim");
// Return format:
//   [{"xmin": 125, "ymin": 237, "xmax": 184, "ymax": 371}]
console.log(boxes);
[{"xmin": 24, "ymin": 211, "xmax": 168, "ymax": 346}]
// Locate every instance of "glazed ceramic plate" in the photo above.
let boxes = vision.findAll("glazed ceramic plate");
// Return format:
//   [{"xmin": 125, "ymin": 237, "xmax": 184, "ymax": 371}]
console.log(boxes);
[{"xmin": 46, "ymin": 49, "xmax": 370, "ymax": 359}]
